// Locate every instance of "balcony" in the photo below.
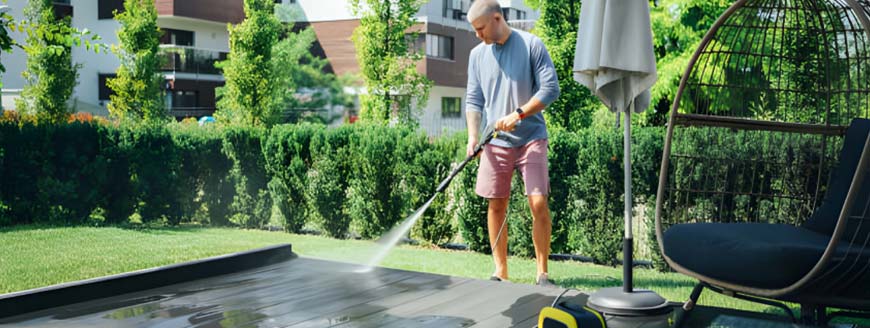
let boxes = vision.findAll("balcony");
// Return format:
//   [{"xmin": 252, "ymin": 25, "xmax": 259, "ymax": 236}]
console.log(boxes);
[{"xmin": 159, "ymin": 45, "xmax": 227, "ymax": 76}]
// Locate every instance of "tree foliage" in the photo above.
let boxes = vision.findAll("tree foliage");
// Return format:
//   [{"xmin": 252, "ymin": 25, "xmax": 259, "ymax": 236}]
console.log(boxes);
[
  {"xmin": 644, "ymin": 0, "xmax": 731, "ymax": 126},
  {"xmin": 216, "ymin": 0, "xmax": 281, "ymax": 126},
  {"xmin": 0, "ymin": 1, "xmax": 102, "ymax": 92},
  {"xmin": 527, "ymin": 0, "xmax": 731, "ymax": 128},
  {"xmin": 0, "ymin": 5, "xmax": 14, "ymax": 81},
  {"xmin": 528, "ymin": 0, "xmax": 596, "ymax": 131},
  {"xmin": 107, "ymin": 0, "xmax": 166, "ymax": 124},
  {"xmin": 16, "ymin": 0, "xmax": 80, "ymax": 123},
  {"xmin": 218, "ymin": 1, "xmax": 345, "ymax": 126},
  {"xmin": 350, "ymin": 0, "xmax": 431, "ymax": 125},
  {"xmin": 271, "ymin": 26, "xmax": 351, "ymax": 124}
]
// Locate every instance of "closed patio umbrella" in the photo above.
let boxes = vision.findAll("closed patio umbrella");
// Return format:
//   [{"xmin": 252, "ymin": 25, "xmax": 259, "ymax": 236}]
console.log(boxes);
[{"xmin": 572, "ymin": 0, "xmax": 670, "ymax": 318}]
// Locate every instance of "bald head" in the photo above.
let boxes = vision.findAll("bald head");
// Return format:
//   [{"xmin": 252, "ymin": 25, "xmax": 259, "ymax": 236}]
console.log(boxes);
[{"xmin": 467, "ymin": 0, "xmax": 502, "ymax": 23}]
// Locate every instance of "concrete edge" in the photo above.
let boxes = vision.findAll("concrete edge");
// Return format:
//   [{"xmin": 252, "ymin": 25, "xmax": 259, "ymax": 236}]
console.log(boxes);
[{"xmin": 0, "ymin": 243, "xmax": 295, "ymax": 319}]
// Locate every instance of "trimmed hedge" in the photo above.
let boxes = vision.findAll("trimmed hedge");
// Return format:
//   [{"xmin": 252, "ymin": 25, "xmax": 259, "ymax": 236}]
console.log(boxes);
[{"xmin": 0, "ymin": 119, "xmax": 682, "ymax": 265}]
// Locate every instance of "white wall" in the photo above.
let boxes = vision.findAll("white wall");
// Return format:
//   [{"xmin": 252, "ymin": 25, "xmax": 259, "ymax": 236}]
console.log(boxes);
[
  {"xmin": 1, "ymin": 0, "xmax": 30, "ymax": 110},
  {"xmin": 0, "ymin": 1, "xmax": 233, "ymax": 113},
  {"xmin": 419, "ymin": 85, "xmax": 467, "ymax": 137},
  {"xmin": 418, "ymin": 0, "xmax": 474, "ymax": 32},
  {"xmin": 70, "ymin": 0, "xmax": 122, "ymax": 113},
  {"xmin": 157, "ymin": 17, "xmax": 230, "ymax": 52}
]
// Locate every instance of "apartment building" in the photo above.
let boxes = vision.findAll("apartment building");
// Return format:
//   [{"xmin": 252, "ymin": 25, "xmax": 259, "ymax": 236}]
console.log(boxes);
[
  {"xmin": 292, "ymin": 0, "xmax": 538, "ymax": 135},
  {"xmin": 1, "ymin": 0, "xmax": 538, "ymax": 135},
  {"xmin": 2, "ymin": 0, "xmax": 241, "ymax": 118}
]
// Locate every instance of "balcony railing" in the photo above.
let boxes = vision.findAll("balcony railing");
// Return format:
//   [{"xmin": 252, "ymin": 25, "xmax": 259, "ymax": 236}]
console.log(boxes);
[{"xmin": 158, "ymin": 45, "xmax": 227, "ymax": 76}]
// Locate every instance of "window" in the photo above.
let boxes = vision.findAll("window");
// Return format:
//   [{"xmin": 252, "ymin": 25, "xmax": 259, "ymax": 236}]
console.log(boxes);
[
  {"xmin": 160, "ymin": 29, "xmax": 195, "ymax": 46},
  {"xmin": 426, "ymin": 34, "xmax": 453, "ymax": 60},
  {"xmin": 442, "ymin": 97, "xmax": 461, "ymax": 118},
  {"xmin": 170, "ymin": 90, "xmax": 199, "ymax": 109},
  {"xmin": 98, "ymin": 74, "xmax": 117, "ymax": 101},
  {"xmin": 98, "ymin": 0, "xmax": 124, "ymax": 19},
  {"xmin": 502, "ymin": 8, "xmax": 510, "ymax": 21},
  {"xmin": 517, "ymin": 10, "xmax": 526, "ymax": 20},
  {"xmin": 444, "ymin": 0, "xmax": 464, "ymax": 20}
]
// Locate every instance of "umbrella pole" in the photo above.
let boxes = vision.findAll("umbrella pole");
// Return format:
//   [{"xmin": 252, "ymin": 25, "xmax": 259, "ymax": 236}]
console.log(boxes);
[
  {"xmin": 623, "ymin": 106, "xmax": 633, "ymax": 293},
  {"xmin": 586, "ymin": 103, "xmax": 668, "ymax": 321}
]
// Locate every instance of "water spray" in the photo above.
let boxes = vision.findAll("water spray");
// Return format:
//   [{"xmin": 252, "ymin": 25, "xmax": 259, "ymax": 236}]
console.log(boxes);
[{"xmin": 358, "ymin": 124, "xmax": 499, "ymax": 272}]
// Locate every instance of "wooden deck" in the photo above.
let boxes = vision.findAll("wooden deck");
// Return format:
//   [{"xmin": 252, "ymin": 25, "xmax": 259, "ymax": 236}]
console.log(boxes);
[
  {"xmin": 0, "ymin": 256, "xmax": 584, "ymax": 327},
  {"xmin": 0, "ymin": 252, "xmax": 864, "ymax": 327}
]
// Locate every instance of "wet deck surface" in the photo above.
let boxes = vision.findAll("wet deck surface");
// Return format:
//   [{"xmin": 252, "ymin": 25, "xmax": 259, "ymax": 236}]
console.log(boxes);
[
  {"xmin": 0, "ymin": 256, "xmax": 863, "ymax": 328},
  {"xmin": 0, "ymin": 257, "xmax": 584, "ymax": 327}
]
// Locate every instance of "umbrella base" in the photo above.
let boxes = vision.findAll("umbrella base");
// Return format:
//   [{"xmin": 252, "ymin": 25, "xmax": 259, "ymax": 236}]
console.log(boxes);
[{"xmin": 587, "ymin": 287, "xmax": 672, "ymax": 328}]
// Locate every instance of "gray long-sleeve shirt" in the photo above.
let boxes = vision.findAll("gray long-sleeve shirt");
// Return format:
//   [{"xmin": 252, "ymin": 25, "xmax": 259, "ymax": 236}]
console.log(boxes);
[{"xmin": 465, "ymin": 28, "xmax": 560, "ymax": 148}]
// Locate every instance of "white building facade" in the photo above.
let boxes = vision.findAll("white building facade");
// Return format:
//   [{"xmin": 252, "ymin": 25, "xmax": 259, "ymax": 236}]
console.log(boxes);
[{"xmin": 1, "ymin": 0, "xmax": 539, "ymax": 135}]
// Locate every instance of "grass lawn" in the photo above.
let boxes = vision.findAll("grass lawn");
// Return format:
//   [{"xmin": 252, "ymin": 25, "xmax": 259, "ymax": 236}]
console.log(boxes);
[{"xmin": 0, "ymin": 225, "xmax": 794, "ymax": 317}]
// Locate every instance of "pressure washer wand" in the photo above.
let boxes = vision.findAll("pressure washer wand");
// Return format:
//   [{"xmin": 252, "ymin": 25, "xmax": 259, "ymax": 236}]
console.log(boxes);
[{"xmin": 435, "ymin": 126, "xmax": 498, "ymax": 193}]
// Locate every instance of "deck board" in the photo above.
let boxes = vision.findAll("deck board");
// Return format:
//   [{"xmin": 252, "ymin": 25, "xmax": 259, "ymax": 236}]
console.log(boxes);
[
  {"xmin": 0, "ymin": 257, "xmax": 568, "ymax": 328},
  {"xmin": 1, "ymin": 256, "xmax": 865, "ymax": 328}
]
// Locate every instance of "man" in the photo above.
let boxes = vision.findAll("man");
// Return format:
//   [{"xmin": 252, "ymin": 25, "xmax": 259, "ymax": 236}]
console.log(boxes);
[{"xmin": 464, "ymin": 0, "xmax": 559, "ymax": 286}]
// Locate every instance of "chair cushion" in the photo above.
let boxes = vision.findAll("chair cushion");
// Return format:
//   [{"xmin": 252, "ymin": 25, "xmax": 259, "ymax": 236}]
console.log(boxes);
[
  {"xmin": 663, "ymin": 223, "xmax": 831, "ymax": 289},
  {"xmin": 803, "ymin": 118, "xmax": 870, "ymax": 235}
]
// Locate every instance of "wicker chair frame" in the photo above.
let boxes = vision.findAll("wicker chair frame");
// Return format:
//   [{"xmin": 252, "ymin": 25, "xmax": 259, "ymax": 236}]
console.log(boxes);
[{"xmin": 654, "ymin": 0, "xmax": 870, "ymax": 324}]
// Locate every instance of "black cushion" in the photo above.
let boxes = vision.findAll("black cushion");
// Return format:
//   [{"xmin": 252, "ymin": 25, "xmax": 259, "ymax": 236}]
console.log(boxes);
[
  {"xmin": 803, "ymin": 118, "xmax": 870, "ymax": 236},
  {"xmin": 663, "ymin": 223, "xmax": 831, "ymax": 289}
]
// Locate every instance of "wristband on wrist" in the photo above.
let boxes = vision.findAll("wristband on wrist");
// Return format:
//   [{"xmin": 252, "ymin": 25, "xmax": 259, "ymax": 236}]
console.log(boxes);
[{"xmin": 515, "ymin": 107, "xmax": 527, "ymax": 120}]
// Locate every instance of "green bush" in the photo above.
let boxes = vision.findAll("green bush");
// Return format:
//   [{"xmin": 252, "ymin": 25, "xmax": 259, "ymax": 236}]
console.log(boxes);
[
  {"xmin": 127, "ymin": 124, "xmax": 183, "ymax": 224},
  {"xmin": 170, "ymin": 124, "xmax": 233, "ymax": 225},
  {"xmin": 46, "ymin": 122, "xmax": 106, "ymax": 224},
  {"xmin": 1, "ymin": 122, "xmax": 53, "ymax": 224},
  {"xmin": 97, "ymin": 125, "xmax": 135, "ymax": 224},
  {"xmin": 565, "ymin": 130, "xmax": 624, "ymax": 264},
  {"xmin": 453, "ymin": 159, "xmax": 491, "ymax": 253},
  {"xmin": 404, "ymin": 131, "xmax": 461, "ymax": 245},
  {"xmin": 306, "ymin": 126, "xmax": 352, "ymax": 238},
  {"xmin": 263, "ymin": 123, "xmax": 318, "ymax": 232},
  {"xmin": 222, "ymin": 126, "xmax": 272, "ymax": 228},
  {"xmin": 547, "ymin": 130, "xmax": 581, "ymax": 254},
  {"xmin": 346, "ymin": 125, "xmax": 404, "ymax": 239}
]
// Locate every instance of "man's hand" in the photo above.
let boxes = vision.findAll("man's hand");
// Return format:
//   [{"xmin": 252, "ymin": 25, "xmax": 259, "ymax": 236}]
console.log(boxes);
[
  {"xmin": 467, "ymin": 137, "xmax": 480, "ymax": 157},
  {"xmin": 495, "ymin": 112, "xmax": 521, "ymax": 132}
]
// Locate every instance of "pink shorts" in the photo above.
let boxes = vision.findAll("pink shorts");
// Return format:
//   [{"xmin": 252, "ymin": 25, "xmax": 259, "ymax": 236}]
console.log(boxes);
[{"xmin": 475, "ymin": 139, "xmax": 549, "ymax": 198}]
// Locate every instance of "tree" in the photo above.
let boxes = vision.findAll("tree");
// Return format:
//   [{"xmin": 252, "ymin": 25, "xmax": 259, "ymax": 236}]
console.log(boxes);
[
  {"xmin": 0, "ymin": 5, "xmax": 14, "ymax": 86},
  {"xmin": 16, "ymin": 0, "xmax": 80, "ymax": 123},
  {"xmin": 350, "ymin": 0, "xmax": 431, "ymax": 125},
  {"xmin": 271, "ymin": 25, "xmax": 352, "ymax": 124},
  {"xmin": 0, "ymin": 2, "xmax": 101, "ymax": 92},
  {"xmin": 525, "ymin": 0, "xmax": 731, "ymax": 128},
  {"xmin": 526, "ymin": 0, "xmax": 596, "ymax": 131},
  {"xmin": 107, "ymin": 0, "xmax": 166, "ymax": 123},
  {"xmin": 215, "ymin": 0, "xmax": 281, "ymax": 126},
  {"xmin": 644, "ymin": 0, "xmax": 730, "ymax": 126}
]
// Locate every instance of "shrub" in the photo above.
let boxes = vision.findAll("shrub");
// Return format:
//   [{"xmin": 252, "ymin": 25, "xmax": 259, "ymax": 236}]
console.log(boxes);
[
  {"xmin": 306, "ymin": 126, "xmax": 352, "ymax": 237},
  {"xmin": 404, "ymin": 131, "xmax": 460, "ymax": 245},
  {"xmin": 565, "ymin": 130, "xmax": 624, "ymax": 264},
  {"xmin": 346, "ymin": 125, "xmax": 403, "ymax": 239},
  {"xmin": 127, "ymin": 124, "xmax": 183, "ymax": 224},
  {"xmin": 222, "ymin": 126, "xmax": 272, "ymax": 228},
  {"xmin": 97, "ymin": 124, "xmax": 136, "ymax": 224},
  {"xmin": 263, "ymin": 123, "xmax": 318, "ymax": 232},
  {"xmin": 547, "ymin": 130, "xmax": 581, "ymax": 254},
  {"xmin": 453, "ymin": 159, "xmax": 491, "ymax": 253}
]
